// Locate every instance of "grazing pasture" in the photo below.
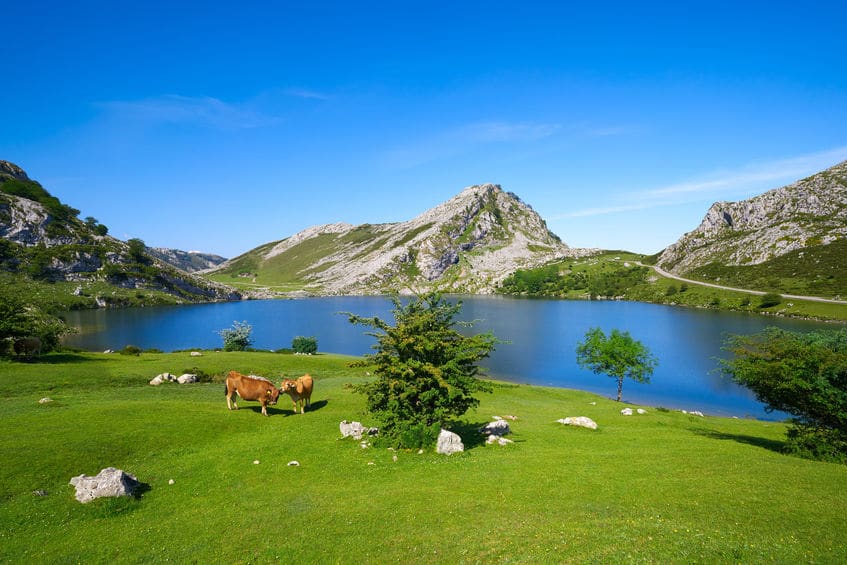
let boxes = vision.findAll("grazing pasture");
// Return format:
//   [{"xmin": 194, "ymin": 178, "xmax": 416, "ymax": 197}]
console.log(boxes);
[{"xmin": 1, "ymin": 351, "xmax": 845, "ymax": 562}]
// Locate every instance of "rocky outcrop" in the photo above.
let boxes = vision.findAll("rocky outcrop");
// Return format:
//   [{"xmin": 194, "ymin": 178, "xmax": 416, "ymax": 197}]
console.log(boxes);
[
  {"xmin": 147, "ymin": 247, "xmax": 227, "ymax": 273},
  {"xmin": 657, "ymin": 160, "xmax": 847, "ymax": 273},
  {"xmin": 0, "ymin": 160, "xmax": 241, "ymax": 304}
]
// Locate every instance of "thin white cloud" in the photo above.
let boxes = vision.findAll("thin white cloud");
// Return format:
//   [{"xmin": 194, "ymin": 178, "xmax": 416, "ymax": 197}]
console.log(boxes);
[
  {"xmin": 96, "ymin": 95, "xmax": 282, "ymax": 130},
  {"xmin": 644, "ymin": 146, "xmax": 847, "ymax": 198},
  {"xmin": 283, "ymin": 87, "xmax": 331, "ymax": 101},
  {"xmin": 381, "ymin": 120, "xmax": 560, "ymax": 168},
  {"xmin": 558, "ymin": 145, "xmax": 847, "ymax": 219},
  {"xmin": 459, "ymin": 121, "xmax": 560, "ymax": 143}
]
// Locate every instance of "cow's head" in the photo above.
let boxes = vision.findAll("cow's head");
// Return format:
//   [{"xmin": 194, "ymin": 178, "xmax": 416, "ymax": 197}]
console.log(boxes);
[
  {"xmin": 267, "ymin": 387, "xmax": 280, "ymax": 405},
  {"xmin": 280, "ymin": 378, "xmax": 297, "ymax": 393}
]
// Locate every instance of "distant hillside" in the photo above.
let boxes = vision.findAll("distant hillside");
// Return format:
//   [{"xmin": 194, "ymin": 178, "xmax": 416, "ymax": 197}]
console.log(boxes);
[
  {"xmin": 0, "ymin": 160, "xmax": 240, "ymax": 307},
  {"xmin": 207, "ymin": 184, "xmax": 595, "ymax": 295},
  {"xmin": 656, "ymin": 160, "xmax": 847, "ymax": 299},
  {"xmin": 147, "ymin": 247, "xmax": 227, "ymax": 273}
]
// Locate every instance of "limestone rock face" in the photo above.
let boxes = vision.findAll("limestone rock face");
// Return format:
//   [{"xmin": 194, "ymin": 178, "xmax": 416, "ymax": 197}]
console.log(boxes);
[
  {"xmin": 657, "ymin": 160, "xmax": 847, "ymax": 273},
  {"xmin": 69, "ymin": 467, "xmax": 139, "ymax": 503}
]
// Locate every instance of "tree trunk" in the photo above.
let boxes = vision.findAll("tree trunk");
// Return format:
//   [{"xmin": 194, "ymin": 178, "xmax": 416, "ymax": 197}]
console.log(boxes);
[{"xmin": 616, "ymin": 378, "xmax": 623, "ymax": 402}]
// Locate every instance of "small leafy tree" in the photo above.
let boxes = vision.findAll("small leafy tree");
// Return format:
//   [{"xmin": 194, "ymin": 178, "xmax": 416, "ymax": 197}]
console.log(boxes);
[
  {"xmin": 759, "ymin": 292, "xmax": 782, "ymax": 309},
  {"xmin": 217, "ymin": 320, "xmax": 253, "ymax": 351},
  {"xmin": 346, "ymin": 293, "xmax": 497, "ymax": 447},
  {"xmin": 576, "ymin": 327, "xmax": 658, "ymax": 402},
  {"xmin": 292, "ymin": 335, "xmax": 318, "ymax": 354},
  {"xmin": 0, "ymin": 286, "xmax": 69, "ymax": 357},
  {"xmin": 720, "ymin": 327, "xmax": 847, "ymax": 463}
]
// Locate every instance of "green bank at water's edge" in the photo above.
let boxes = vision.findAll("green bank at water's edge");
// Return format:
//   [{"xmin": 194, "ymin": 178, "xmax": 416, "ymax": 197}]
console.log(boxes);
[{"xmin": 1, "ymin": 351, "xmax": 845, "ymax": 563}]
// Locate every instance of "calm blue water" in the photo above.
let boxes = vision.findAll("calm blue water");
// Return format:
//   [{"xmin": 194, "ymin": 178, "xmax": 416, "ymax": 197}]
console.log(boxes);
[{"xmin": 62, "ymin": 296, "xmax": 834, "ymax": 420}]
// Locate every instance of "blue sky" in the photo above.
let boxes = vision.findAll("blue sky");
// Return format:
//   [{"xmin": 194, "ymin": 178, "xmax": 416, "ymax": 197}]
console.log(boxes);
[{"xmin": 3, "ymin": 1, "xmax": 846, "ymax": 257}]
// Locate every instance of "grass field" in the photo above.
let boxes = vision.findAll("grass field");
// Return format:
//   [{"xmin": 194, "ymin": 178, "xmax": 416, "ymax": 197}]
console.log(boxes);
[{"xmin": 2, "ymin": 351, "xmax": 846, "ymax": 563}]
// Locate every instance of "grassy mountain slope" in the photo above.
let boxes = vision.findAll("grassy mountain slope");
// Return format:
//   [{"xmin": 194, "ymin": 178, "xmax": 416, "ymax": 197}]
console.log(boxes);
[{"xmin": 207, "ymin": 184, "xmax": 594, "ymax": 295}]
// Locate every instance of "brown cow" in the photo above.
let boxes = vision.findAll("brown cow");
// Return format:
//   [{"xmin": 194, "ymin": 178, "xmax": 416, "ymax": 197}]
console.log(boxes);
[
  {"xmin": 280, "ymin": 374, "xmax": 313, "ymax": 414},
  {"xmin": 224, "ymin": 371, "xmax": 281, "ymax": 417}
]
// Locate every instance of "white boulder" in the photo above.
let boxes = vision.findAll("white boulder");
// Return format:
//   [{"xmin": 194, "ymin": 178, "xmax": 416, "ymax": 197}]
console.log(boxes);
[
  {"xmin": 621, "ymin": 408, "xmax": 634, "ymax": 416},
  {"xmin": 436, "ymin": 429, "xmax": 464, "ymax": 455},
  {"xmin": 177, "ymin": 373, "xmax": 198, "ymax": 384},
  {"xmin": 557, "ymin": 417, "xmax": 598, "ymax": 430},
  {"xmin": 480, "ymin": 419, "xmax": 511, "ymax": 436},
  {"xmin": 69, "ymin": 467, "xmax": 140, "ymax": 503}
]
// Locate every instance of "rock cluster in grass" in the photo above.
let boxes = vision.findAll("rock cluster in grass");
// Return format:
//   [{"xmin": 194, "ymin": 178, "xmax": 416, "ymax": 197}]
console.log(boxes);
[
  {"xmin": 69, "ymin": 467, "xmax": 139, "ymax": 503},
  {"xmin": 339, "ymin": 420, "xmax": 378, "ymax": 440},
  {"xmin": 620, "ymin": 408, "xmax": 648, "ymax": 416},
  {"xmin": 149, "ymin": 373, "xmax": 197, "ymax": 385},
  {"xmin": 480, "ymin": 417, "xmax": 513, "ymax": 446},
  {"xmin": 557, "ymin": 416, "xmax": 598, "ymax": 430}
]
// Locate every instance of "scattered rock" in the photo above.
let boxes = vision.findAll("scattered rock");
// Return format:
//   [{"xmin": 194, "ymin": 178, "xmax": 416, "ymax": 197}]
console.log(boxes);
[
  {"xmin": 287, "ymin": 461, "xmax": 300, "ymax": 467},
  {"xmin": 682, "ymin": 410, "xmax": 705, "ymax": 417},
  {"xmin": 339, "ymin": 420, "xmax": 378, "ymax": 440},
  {"xmin": 190, "ymin": 351, "xmax": 203, "ymax": 357},
  {"xmin": 480, "ymin": 419, "xmax": 510, "ymax": 436},
  {"xmin": 557, "ymin": 416, "xmax": 598, "ymax": 430},
  {"xmin": 168, "ymin": 479, "xmax": 175, "ymax": 485},
  {"xmin": 149, "ymin": 373, "xmax": 177, "ymax": 386},
  {"xmin": 38, "ymin": 397, "xmax": 53, "ymax": 404},
  {"xmin": 637, "ymin": 408, "xmax": 648, "ymax": 415},
  {"xmin": 103, "ymin": 349, "xmax": 113, "ymax": 354},
  {"xmin": 589, "ymin": 402, "xmax": 597, "ymax": 405},
  {"xmin": 621, "ymin": 408, "xmax": 633, "ymax": 416},
  {"xmin": 486, "ymin": 435, "xmax": 514, "ymax": 446},
  {"xmin": 392, "ymin": 455, "xmax": 398, "ymax": 462},
  {"xmin": 177, "ymin": 373, "xmax": 198, "ymax": 384},
  {"xmin": 33, "ymin": 489, "xmax": 48, "ymax": 497},
  {"xmin": 436, "ymin": 429, "xmax": 464, "ymax": 455},
  {"xmin": 69, "ymin": 467, "xmax": 139, "ymax": 503},
  {"xmin": 417, "ymin": 449, "xmax": 424, "ymax": 455},
  {"xmin": 253, "ymin": 460, "xmax": 260, "ymax": 465}
]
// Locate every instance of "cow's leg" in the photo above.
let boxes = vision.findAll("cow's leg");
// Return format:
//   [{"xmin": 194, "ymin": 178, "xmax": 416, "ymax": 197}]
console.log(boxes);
[{"xmin": 261, "ymin": 402, "xmax": 269, "ymax": 417}]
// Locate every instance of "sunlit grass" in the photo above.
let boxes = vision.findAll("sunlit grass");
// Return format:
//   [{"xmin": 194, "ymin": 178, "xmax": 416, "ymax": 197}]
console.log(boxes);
[{"xmin": 1, "ymin": 351, "xmax": 845, "ymax": 562}]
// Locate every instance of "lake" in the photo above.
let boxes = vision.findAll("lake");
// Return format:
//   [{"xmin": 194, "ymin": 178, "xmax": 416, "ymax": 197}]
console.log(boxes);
[{"xmin": 62, "ymin": 296, "xmax": 834, "ymax": 420}]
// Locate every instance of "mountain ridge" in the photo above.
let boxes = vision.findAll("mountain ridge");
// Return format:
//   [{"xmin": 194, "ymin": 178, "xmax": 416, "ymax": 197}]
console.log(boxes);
[
  {"xmin": 0, "ymin": 160, "xmax": 240, "ymax": 306},
  {"xmin": 209, "ymin": 183, "xmax": 596, "ymax": 295},
  {"xmin": 657, "ymin": 160, "xmax": 847, "ymax": 274}
]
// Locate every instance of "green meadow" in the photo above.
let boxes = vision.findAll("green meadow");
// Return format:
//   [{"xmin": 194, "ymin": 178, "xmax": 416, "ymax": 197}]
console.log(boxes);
[{"xmin": 2, "ymin": 351, "xmax": 846, "ymax": 563}]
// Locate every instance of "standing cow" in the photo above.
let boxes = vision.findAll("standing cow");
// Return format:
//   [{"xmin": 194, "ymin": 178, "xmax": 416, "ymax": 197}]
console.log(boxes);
[
  {"xmin": 280, "ymin": 374, "xmax": 314, "ymax": 414},
  {"xmin": 224, "ymin": 371, "xmax": 281, "ymax": 417}
]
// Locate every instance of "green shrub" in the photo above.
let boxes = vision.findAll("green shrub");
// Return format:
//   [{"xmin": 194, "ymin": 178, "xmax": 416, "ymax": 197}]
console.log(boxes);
[
  {"xmin": 398, "ymin": 422, "xmax": 442, "ymax": 449},
  {"xmin": 721, "ymin": 327, "xmax": 847, "ymax": 463},
  {"xmin": 292, "ymin": 335, "xmax": 318, "ymax": 354},
  {"xmin": 119, "ymin": 345, "xmax": 143, "ymax": 356},
  {"xmin": 759, "ymin": 293, "xmax": 783, "ymax": 308},
  {"xmin": 345, "ymin": 293, "xmax": 497, "ymax": 448}
]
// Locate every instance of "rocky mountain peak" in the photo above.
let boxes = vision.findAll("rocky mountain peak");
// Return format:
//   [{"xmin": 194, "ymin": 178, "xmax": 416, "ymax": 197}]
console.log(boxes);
[
  {"xmin": 212, "ymin": 183, "xmax": 592, "ymax": 295},
  {"xmin": 657, "ymin": 159, "xmax": 847, "ymax": 273},
  {"xmin": 0, "ymin": 160, "xmax": 29, "ymax": 182}
]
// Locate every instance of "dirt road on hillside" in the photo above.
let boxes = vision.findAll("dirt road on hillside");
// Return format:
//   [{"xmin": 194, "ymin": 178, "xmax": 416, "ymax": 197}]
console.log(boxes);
[{"xmin": 644, "ymin": 263, "xmax": 847, "ymax": 305}]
